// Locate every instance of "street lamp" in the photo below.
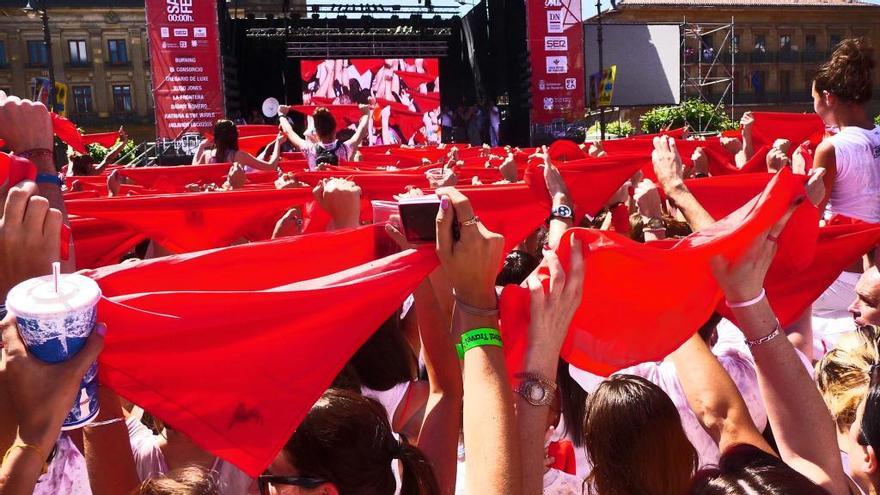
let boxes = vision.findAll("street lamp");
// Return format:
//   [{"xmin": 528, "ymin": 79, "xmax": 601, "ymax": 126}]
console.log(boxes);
[{"xmin": 23, "ymin": 0, "xmax": 55, "ymax": 111}]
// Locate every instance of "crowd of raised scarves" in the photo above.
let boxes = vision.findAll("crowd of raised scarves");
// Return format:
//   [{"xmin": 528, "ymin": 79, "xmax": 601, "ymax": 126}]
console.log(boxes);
[
  {"xmin": 13, "ymin": 105, "xmax": 880, "ymax": 464},
  {"xmin": 1, "ymin": 64, "xmax": 880, "ymax": 495}
]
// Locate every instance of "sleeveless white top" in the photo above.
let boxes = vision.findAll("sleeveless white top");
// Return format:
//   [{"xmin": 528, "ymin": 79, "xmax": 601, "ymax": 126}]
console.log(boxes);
[{"xmin": 826, "ymin": 126, "xmax": 880, "ymax": 223}]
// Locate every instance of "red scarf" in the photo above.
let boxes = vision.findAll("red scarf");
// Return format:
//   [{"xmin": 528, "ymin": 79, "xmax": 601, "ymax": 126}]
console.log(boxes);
[
  {"xmin": 85, "ymin": 226, "xmax": 436, "ymax": 477},
  {"xmin": 501, "ymin": 169, "xmax": 809, "ymax": 376},
  {"xmin": 82, "ymin": 131, "xmax": 121, "ymax": 148}
]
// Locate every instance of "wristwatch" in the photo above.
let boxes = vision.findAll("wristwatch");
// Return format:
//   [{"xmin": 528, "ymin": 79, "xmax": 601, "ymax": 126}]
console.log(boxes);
[
  {"xmin": 513, "ymin": 372, "xmax": 557, "ymax": 406},
  {"xmin": 643, "ymin": 217, "xmax": 665, "ymax": 230},
  {"xmin": 551, "ymin": 204, "xmax": 574, "ymax": 220}
]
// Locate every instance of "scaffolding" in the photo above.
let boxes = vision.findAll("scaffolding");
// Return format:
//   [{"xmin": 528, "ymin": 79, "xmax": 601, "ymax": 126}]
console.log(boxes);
[{"xmin": 680, "ymin": 17, "xmax": 736, "ymax": 134}]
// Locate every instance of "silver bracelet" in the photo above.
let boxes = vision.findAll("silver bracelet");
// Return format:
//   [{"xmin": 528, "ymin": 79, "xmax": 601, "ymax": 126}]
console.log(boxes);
[
  {"xmin": 85, "ymin": 417, "xmax": 125, "ymax": 428},
  {"xmin": 745, "ymin": 320, "xmax": 781, "ymax": 348},
  {"xmin": 452, "ymin": 292, "xmax": 499, "ymax": 317}
]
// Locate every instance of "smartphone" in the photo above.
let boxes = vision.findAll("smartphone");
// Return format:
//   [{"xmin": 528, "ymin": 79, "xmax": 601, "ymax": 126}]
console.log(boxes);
[{"xmin": 398, "ymin": 195, "xmax": 441, "ymax": 244}]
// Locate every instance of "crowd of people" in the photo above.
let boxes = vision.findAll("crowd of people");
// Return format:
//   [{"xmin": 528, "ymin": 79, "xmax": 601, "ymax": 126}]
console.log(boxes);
[{"xmin": 0, "ymin": 37, "xmax": 878, "ymax": 495}]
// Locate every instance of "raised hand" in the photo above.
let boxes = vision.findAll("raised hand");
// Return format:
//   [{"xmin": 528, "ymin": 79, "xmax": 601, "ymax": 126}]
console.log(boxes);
[
  {"xmin": 107, "ymin": 169, "xmax": 121, "ymax": 197},
  {"xmin": 792, "ymin": 141, "xmax": 812, "ymax": 175},
  {"xmin": 435, "ymin": 187, "xmax": 504, "ymax": 310},
  {"xmin": 0, "ymin": 95, "xmax": 53, "ymax": 156},
  {"xmin": 271, "ymin": 208, "xmax": 303, "ymax": 239},
  {"xmin": 313, "ymin": 177, "xmax": 361, "ymax": 229},
  {"xmin": 691, "ymin": 147, "xmax": 709, "ymax": 177},
  {"xmin": 765, "ymin": 148, "xmax": 791, "ymax": 173},
  {"xmin": 720, "ymin": 136, "xmax": 743, "ymax": 156},
  {"xmin": 226, "ymin": 163, "xmax": 246, "ymax": 190},
  {"xmin": 499, "ymin": 153, "xmax": 518, "ymax": 183},
  {"xmin": 773, "ymin": 138, "xmax": 792, "ymax": 155},
  {"xmin": 1, "ymin": 317, "xmax": 105, "ymax": 455},
  {"xmin": 0, "ymin": 181, "xmax": 61, "ymax": 299},
  {"xmin": 652, "ymin": 136, "xmax": 686, "ymax": 195},
  {"xmin": 633, "ymin": 179, "xmax": 663, "ymax": 221}
]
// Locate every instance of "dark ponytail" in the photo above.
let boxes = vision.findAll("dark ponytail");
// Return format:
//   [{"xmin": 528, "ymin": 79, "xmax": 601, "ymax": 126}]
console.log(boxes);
[
  {"xmin": 397, "ymin": 440, "xmax": 441, "ymax": 495},
  {"xmin": 815, "ymin": 37, "xmax": 875, "ymax": 104},
  {"xmin": 557, "ymin": 358, "xmax": 588, "ymax": 447},
  {"xmin": 285, "ymin": 388, "xmax": 439, "ymax": 495}
]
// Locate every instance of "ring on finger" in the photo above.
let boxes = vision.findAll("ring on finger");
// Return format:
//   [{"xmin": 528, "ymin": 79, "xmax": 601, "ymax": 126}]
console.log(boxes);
[{"xmin": 460, "ymin": 216, "xmax": 480, "ymax": 227}]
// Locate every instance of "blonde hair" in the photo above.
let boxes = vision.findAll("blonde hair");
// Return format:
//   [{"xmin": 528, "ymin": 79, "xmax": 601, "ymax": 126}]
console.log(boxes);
[
  {"xmin": 134, "ymin": 466, "xmax": 218, "ymax": 495},
  {"xmin": 815, "ymin": 326, "xmax": 880, "ymax": 433}
]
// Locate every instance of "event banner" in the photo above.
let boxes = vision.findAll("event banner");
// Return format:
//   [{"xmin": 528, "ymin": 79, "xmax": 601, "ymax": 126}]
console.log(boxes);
[
  {"xmin": 299, "ymin": 58, "xmax": 441, "ymax": 145},
  {"xmin": 145, "ymin": 0, "xmax": 225, "ymax": 140},
  {"xmin": 525, "ymin": 0, "xmax": 586, "ymax": 140}
]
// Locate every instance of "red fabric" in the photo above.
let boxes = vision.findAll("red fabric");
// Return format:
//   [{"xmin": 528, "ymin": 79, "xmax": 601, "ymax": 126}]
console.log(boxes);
[
  {"xmin": 632, "ymin": 128, "xmax": 687, "ymax": 140},
  {"xmin": 237, "ymin": 135, "xmax": 277, "ymax": 155},
  {"xmin": 51, "ymin": 113, "xmax": 87, "ymax": 154},
  {"xmin": 290, "ymin": 105, "xmax": 363, "ymax": 131},
  {"xmin": 84, "ymin": 226, "xmax": 436, "ymax": 477},
  {"xmin": 118, "ymin": 164, "xmax": 232, "ymax": 192},
  {"xmin": 749, "ymin": 112, "xmax": 825, "ymax": 153},
  {"xmin": 547, "ymin": 440, "xmax": 577, "ymax": 475},
  {"xmin": 236, "ymin": 125, "xmax": 279, "ymax": 139},
  {"xmin": 528, "ymin": 155, "xmax": 647, "ymax": 217},
  {"xmin": 349, "ymin": 59, "xmax": 385, "ymax": 76},
  {"xmin": 394, "ymin": 71, "xmax": 437, "ymax": 89},
  {"xmin": 82, "ymin": 131, "xmax": 121, "ymax": 148},
  {"xmin": 720, "ymin": 222, "xmax": 880, "ymax": 327},
  {"xmin": 410, "ymin": 93, "xmax": 440, "ymax": 113},
  {"xmin": 609, "ymin": 203, "xmax": 631, "ymax": 234},
  {"xmin": 502, "ymin": 169, "xmax": 810, "ymax": 376},
  {"xmin": 548, "ymin": 140, "xmax": 587, "ymax": 162},
  {"xmin": 66, "ymin": 188, "xmax": 314, "ymax": 252},
  {"xmin": 686, "ymin": 174, "xmax": 778, "ymax": 220},
  {"xmin": 0, "ymin": 153, "xmax": 37, "ymax": 188},
  {"xmin": 70, "ymin": 216, "xmax": 145, "ymax": 269}
]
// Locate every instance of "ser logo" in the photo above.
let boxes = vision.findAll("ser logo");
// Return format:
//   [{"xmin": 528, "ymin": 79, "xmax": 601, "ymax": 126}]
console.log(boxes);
[{"xmin": 544, "ymin": 36, "xmax": 568, "ymax": 51}]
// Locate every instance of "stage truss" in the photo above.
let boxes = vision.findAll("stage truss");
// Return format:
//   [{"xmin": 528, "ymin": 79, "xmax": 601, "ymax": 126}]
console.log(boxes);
[{"xmin": 680, "ymin": 18, "xmax": 736, "ymax": 133}]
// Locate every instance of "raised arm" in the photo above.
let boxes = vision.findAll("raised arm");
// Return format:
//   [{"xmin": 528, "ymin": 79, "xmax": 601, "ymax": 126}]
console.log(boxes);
[
  {"xmin": 82, "ymin": 386, "xmax": 140, "ymax": 495},
  {"xmin": 710, "ymin": 208, "xmax": 851, "ymax": 495},
  {"xmin": 669, "ymin": 333, "xmax": 773, "ymax": 455},
  {"xmin": 192, "ymin": 138, "xmax": 209, "ymax": 165},
  {"xmin": 95, "ymin": 130, "xmax": 127, "ymax": 173},
  {"xmin": 652, "ymin": 136, "xmax": 716, "ymax": 231},
  {"xmin": 435, "ymin": 187, "xmax": 521, "ymax": 495},
  {"xmin": 535, "ymin": 149, "xmax": 574, "ymax": 249},
  {"xmin": 515, "ymin": 240, "xmax": 584, "ymax": 494},
  {"xmin": 232, "ymin": 136, "xmax": 282, "ymax": 172},
  {"xmin": 278, "ymin": 112, "xmax": 312, "ymax": 151},
  {"xmin": 811, "ymin": 140, "xmax": 837, "ymax": 217},
  {"xmin": 344, "ymin": 105, "xmax": 373, "ymax": 155}
]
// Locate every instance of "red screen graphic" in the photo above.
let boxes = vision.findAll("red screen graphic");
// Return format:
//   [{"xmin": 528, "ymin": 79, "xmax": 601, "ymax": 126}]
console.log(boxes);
[{"xmin": 300, "ymin": 58, "xmax": 441, "ymax": 145}]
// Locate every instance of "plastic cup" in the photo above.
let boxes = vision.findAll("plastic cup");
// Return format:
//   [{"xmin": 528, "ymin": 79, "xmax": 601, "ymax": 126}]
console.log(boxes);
[
  {"xmin": 371, "ymin": 200, "xmax": 400, "ymax": 226},
  {"xmin": 6, "ymin": 271, "xmax": 102, "ymax": 430},
  {"xmin": 425, "ymin": 168, "xmax": 453, "ymax": 184}
]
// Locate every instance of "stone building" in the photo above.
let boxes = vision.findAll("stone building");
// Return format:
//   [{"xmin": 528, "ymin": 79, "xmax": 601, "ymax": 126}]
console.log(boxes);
[
  {"xmin": 600, "ymin": 0, "xmax": 880, "ymax": 116},
  {"xmin": 0, "ymin": 0, "xmax": 305, "ymax": 135}
]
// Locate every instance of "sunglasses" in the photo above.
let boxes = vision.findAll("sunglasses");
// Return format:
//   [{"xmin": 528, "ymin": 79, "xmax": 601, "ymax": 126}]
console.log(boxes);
[{"xmin": 257, "ymin": 475, "xmax": 327, "ymax": 495}]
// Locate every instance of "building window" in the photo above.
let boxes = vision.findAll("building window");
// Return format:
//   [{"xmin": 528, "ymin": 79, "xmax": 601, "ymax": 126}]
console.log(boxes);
[
  {"xmin": 732, "ymin": 34, "xmax": 740, "ymax": 53},
  {"xmin": 805, "ymin": 34, "xmax": 817, "ymax": 51},
  {"xmin": 750, "ymin": 70, "xmax": 766, "ymax": 96},
  {"xmin": 780, "ymin": 34, "xmax": 792, "ymax": 52},
  {"xmin": 26, "ymin": 40, "xmax": 47, "ymax": 66},
  {"xmin": 754, "ymin": 34, "xmax": 766, "ymax": 52},
  {"xmin": 830, "ymin": 34, "xmax": 842, "ymax": 48},
  {"xmin": 72, "ymin": 86, "xmax": 93, "ymax": 114},
  {"xmin": 780, "ymin": 70, "xmax": 791, "ymax": 99},
  {"xmin": 108, "ymin": 39, "xmax": 128, "ymax": 65},
  {"xmin": 0, "ymin": 41, "xmax": 7, "ymax": 67},
  {"xmin": 68, "ymin": 40, "xmax": 89, "ymax": 65},
  {"xmin": 112, "ymin": 85, "xmax": 132, "ymax": 113}
]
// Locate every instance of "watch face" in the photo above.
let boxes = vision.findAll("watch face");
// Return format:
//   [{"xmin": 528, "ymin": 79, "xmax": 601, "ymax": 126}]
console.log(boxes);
[
  {"xmin": 555, "ymin": 205, "xmax": 573, "ymax": 218},
  {"xmin": 527, "ymin": 383, "xmax": 546, "ymax": 402}
]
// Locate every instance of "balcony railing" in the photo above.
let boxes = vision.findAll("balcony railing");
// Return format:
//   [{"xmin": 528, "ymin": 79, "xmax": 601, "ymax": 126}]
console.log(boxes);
[
  {"xmin": 106, "ymin": 60, "xmax": 132, "ymax": 68},
  {"xmin": 66, "ymin": 61, "xmax": 92, "ymax": 69},
  {"xmin": 734, "ymin": 91, "xmax": 812, "ymax": 104},
  {"xmin": 777, "ymin": 50, "xmax": 799, "ymax": 63},
  {"xmin": 750, "ymin": 51, "xmax": 771, "ymax": 63}
]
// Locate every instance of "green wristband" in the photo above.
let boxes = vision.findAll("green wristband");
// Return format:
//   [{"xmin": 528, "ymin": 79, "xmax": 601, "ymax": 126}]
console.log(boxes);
[{"xmin": 455, "ymin": 327, "xmax": 503, "ymax": 359}]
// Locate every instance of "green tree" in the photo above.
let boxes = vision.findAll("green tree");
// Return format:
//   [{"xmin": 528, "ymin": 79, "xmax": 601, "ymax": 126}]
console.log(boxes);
[{"xmin": 640, "ymin": 100, "xmax": 738, "ymax": 134}]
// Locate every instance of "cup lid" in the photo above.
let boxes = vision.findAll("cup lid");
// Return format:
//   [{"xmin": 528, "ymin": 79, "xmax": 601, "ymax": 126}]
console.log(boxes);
[{"xmin": 6, "ymin": 273, "xmax": 101, "ymax": 317}]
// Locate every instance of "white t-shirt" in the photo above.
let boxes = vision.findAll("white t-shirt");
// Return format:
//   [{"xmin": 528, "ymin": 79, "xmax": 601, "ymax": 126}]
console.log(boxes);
[
  {"xmin": 569, "ymin": 320, "xmax": 770, "ymax": 470},
  {"xmin": 127, "ymin": 418, "xmax": 253, "ymax": 495},
  {"xmin": 826, "ymin": 126, "xmax": 880, "ymax": 223},
  {"xmin": 303, "ymin": 140, "xmax": 352, "ymax": 170}
]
